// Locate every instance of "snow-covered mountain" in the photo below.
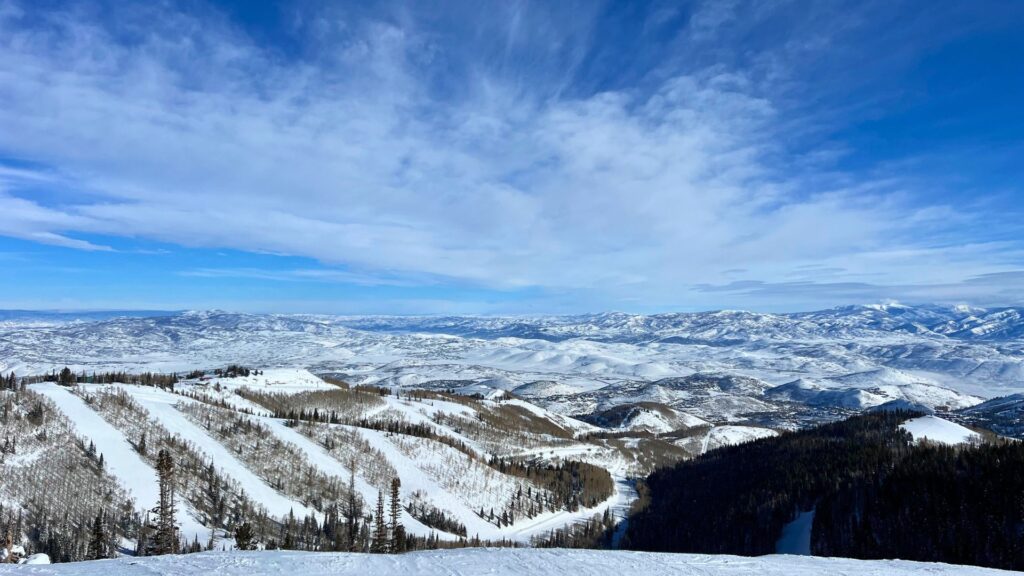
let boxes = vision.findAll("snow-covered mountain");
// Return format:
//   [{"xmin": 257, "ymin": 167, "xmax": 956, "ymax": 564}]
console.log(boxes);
[
  {"xmin": 2, "ymin": 345, "xmax": 1017, "ymax": 567},
  {"xmin": 955, "ymin": 393, "xmax": 1024, "ymax": 438},
  {"xmin": 0, "ymin": 304, "xmax": 1020, "ymax": 429},
  {"xmin": 327, "ymin": 303, "xmax": 1024, "ymax": 342}
]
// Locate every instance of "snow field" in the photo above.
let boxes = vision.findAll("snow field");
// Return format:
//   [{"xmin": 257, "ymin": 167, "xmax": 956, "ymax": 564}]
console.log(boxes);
[
  {"xmin": 113, "ymin": 385, "xmax": 319, "ymax": 520},
  {"xmin": 3, "ymin": 548, "xmax": 1014, "ymax": 575},
  {"xmin": 258, "ymin": 418, "xmax": 445, "ymax": 539},
  {"xmin": 33, "ymin": 384, "xmax": 211, "ymax": 543},
  {"xmin": 900, "ymin": 416, "xmax": 981, "ymax": 445},
  {"xmin": 25, "ymin": 369, "xmax": 638, "ymax": 547}
]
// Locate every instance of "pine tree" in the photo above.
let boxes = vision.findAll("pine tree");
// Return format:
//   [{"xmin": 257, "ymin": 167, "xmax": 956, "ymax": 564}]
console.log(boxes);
[
  {"xmin": 154, "ymin": 449, "xmax": 178, "ymax": 555},
  {"xmin": 372, "ymin": 490, "xmax": 387, "ymax": 553},
  {"xmin": 235, "ymin": 521, "xmax": 255, "ymax": 551},
  {"xmin": 388, "ymin": 477, "xmax": 403, "ymax": 553},
  {"xmin": 136, "ymin": 513, "xmax": 154, "ymax": 557},
  {"xmin": 345, "ymin": 466, "xmax": 360, "ymax": 552},
  {"xmin": 282, "ymin": 509, "xmax": 296, "ymax": 550}
]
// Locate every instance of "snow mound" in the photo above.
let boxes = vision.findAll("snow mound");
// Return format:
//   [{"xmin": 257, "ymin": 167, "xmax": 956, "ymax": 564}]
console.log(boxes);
[
  {"xmin": 589, "ymin": 402, "xmax": 707, "ymax": 433},
  {"xmin": 23, "ymin": 553, "xmax": 52, "ymax": 564},
  {"xmin": 9, "ymin": 548, "xmax": 1011, "ymax": 575},
  {"xmin": 900, "ymin": 416, "xmax": 980, "ymax": 445},
  {"xmin": 829, "ymin": 367, "xmax": 931, "ymax": 387}
]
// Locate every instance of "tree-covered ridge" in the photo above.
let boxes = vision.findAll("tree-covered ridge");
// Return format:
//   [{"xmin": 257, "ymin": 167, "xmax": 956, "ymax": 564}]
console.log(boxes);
[{"xmin": 623, "ymin": 411, "xmax": 1024, "ymax": 571}]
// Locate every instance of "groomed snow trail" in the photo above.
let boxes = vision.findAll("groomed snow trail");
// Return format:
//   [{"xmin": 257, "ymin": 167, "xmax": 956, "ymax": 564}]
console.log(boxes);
[
  {"xmin": 258, "ymin": 419, "xmax": 445, "ymax": 539},
  {"xmin": 109, "ymin": 385, "xmax": 319, "ymax": 520},
  {"xmin": 3, "ymin": 548, "xmax": 1014, "ymax": 576},
  {"xmin": 33, "ymin": 384, "xmax": 210, "ymax": 543}
]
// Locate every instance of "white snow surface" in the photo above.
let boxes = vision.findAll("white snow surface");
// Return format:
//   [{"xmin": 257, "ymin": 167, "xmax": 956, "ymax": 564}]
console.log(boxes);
[
  {"xmin": 0, "ymin": 548, "xmax": 1014, "ymax": 575},
  {"xmin": 2, "ymin": 306, "xmax": 1020, "ymax": 421},
  {"xmin": 703, "ymin": 426, "xmax": 779, "ymax": 453},
  {"xmin": 33, "ymin": 384, "xmax": 211, "ymax": 543},
  {"xmin": 257, "ymin": 418, "xmax": 444, "ymax": 539},
  {"xmin": 107, "ymin": 384, "xmax": 320, "ymax": 520},
  {"xmin": 900, "ymin": 416, "xmax": 981, "ymax": 445},
  {"xmin": 25, "ymin": 371, "xmax": 631, "ymax": 545}
]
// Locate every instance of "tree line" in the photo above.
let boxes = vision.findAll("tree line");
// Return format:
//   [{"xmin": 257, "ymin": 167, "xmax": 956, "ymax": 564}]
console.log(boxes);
[{"xmin": 623, "ymin": 410, "xmax": 1024, "ymax": 571}]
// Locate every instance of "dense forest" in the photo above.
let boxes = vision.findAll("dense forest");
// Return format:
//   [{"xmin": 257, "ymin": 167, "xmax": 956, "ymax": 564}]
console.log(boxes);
[{"xmin": 623, "ymin": 411, "xmax": 1024, "ymax": 571}]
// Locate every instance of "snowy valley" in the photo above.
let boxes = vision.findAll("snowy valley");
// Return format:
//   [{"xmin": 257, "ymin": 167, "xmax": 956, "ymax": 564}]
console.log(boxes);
[
  {"xmin": 2, "ymin": 304, "xmax": 1023, "ymax": 432},
  {"xmin": 2, "ymin": 305, "xmax": 1023, "ymax": 571}
]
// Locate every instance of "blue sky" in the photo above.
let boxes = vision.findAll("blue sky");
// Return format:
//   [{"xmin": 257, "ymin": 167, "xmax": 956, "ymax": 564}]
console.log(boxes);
[{"xmin": 0, "ymin": 0, "xmax": 1022, "ymax": 314}]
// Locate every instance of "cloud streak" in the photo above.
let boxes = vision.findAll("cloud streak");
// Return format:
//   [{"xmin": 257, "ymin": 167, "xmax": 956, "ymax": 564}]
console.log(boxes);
[{"xmin": 0, "ymin": 1, "xmax": 1020, "ymax": 311}]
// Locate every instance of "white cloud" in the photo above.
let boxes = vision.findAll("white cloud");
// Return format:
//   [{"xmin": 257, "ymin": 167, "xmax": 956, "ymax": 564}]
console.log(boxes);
[{"xmin": 0, "ymin": 1, "xmax": 1020, "ymax": 311}]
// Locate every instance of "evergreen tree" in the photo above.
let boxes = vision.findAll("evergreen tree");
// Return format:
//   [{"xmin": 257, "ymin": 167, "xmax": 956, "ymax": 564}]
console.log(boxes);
[
  {"xmin": 372, "ymin": 490, "xmax": 387, "ymax": 553},
  {"xmin": 154, "ymin": 449, "xmax": 178, "ymax": 555},
  {"xmin": 388, "ymin": 477, "xmax": 404, "ymax": 553},
  {"xmin": 345, "ymin": 466, "xmax": 360, "ymax": 552},
  {"xmin": 234, "ymin": 521, "xmax": 256, "ymax": 551},
  {"xmin": 58, "ymin": 366, "xmax": 75, "ymax": 386},
  {"xmin": 87, "ymin": 512, "xmax": 108, "ymax": 560}
]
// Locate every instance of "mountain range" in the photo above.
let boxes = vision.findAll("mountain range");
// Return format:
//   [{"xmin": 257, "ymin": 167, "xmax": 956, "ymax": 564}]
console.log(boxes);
[{"xmin": 1, "ymin": 304, "xmax": 1022, "ymax": 428}]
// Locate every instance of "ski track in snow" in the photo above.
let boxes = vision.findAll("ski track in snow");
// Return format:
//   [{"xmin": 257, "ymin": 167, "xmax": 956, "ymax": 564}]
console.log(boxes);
[
  {"xmin": 108, "ymin": 384, "xmax": 319, "ymax": 520},
  {"xmin": 2, "ymin": 548, "xmax": 1014, "ymax": 575},
  {"xmin": 257, "ymin": 418, "xmax": 445, "ymax": 539},
  {"xmin": 352, "ymin": 427, "xmax": 506, "ymax": 540},
  {"xmin": 33, "ymin": 384, "xmax": 210, "ymax": 543},
  {"xmin": 353, "ymin": 427, "xmax": 626, "ymax": 543}
]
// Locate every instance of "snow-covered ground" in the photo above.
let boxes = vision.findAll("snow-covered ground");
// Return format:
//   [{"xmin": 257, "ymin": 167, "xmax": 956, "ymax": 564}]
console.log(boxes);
[
  {"xmin": 17, "ymin": 369, "xmax": 638, "ymax": 547},
  {"xmin": 900, "ymin": 416, "xmax": 981, "ymax": 445},
  {"xmin": 1, "ymin": 548, "xmax": 1014, "ymax": 575},
  {"xmin": 193, "ymin": 369, "xmax": 335, "ymax": 393},
  {"xmin": 2, "ymin": 305, "xmax": 1022, "ymax": 425},
  {"xmin": 4, "ymin": 305, "xmax": 1022, "ymax": 559},
  {"xmin": 701, "ymin": 425, "xmax": 779, "ymax": 454},
  {"xmin": 33, "ymin": 383, "xmax": 211, "ymax": 543},
  {"xmin": 106, "ymin": 383, "xmax": 320, "ymax": 520}
]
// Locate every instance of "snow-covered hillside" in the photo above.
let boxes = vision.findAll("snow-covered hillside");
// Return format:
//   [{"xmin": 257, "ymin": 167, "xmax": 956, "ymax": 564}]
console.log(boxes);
[
  {"xmin": 900, "ymin": 416, "xmax": 981, "ymax": 445},
  {"xmin": 0, "ymin": 304, "xmax": 1018, "ymax": 433},
  {"xmin": 2, "ymin": 369, "xmax": 647, "ymax": 560},
  {"xmin": 0, "ymin": 548, "xmax": 1013, "ymax": 575}
]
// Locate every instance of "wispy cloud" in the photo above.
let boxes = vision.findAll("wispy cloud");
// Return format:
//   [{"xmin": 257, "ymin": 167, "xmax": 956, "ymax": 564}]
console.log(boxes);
[
  {"xmin": 0, "ymin": 1, "xmax": 1020, "ymax": 311},
  {"xmin": 179, "ymin": 267, "xmax": 424, "ymax": 287}
]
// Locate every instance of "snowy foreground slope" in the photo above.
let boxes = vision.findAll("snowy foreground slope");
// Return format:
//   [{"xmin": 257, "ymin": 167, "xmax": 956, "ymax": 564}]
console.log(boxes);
[{"xmin": 1, "ymin": 549, "xmax": 1015, "ymax": 576}]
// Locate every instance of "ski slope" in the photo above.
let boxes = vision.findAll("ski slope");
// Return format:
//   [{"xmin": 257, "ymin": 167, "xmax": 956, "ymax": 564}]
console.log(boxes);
[
  {"xmin": 2, "ymin": 548, "xmax": 1013, "ymax": 575},
  {"xmin": 900, "ymin": 416, "xmax": 981, "ymax": 445},
  {"xmin": 703, "ymin": 425, "xmax": 779, "ymax": 453},
  {"xmin": 110, "ymin": 384, "xmax": 319, "ymax": 520},
  {"xmin": 258, "ymin": 418, "xmax": 444, "ymax": 539},
  {"xmin": 33, "ymin": 384, "xmax": 210, "ymax": 543},
  {"xmin": 25, "ymin": 373, "xmax": 628, "ymax": 546}
]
